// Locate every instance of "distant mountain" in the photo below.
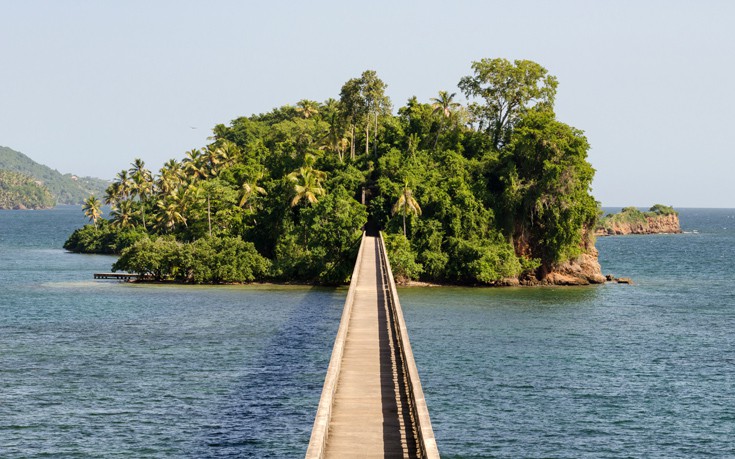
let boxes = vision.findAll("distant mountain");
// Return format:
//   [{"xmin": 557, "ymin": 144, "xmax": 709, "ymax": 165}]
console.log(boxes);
[{"xmin": 0, "ymin": 145, "xmax": 110, "ymax": 205}]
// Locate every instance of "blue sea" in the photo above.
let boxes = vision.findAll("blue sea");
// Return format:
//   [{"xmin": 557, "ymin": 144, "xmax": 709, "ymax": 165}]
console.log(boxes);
[{"xmin": 1, "ymin": 207, "xmax": 733, "ymax": 457}]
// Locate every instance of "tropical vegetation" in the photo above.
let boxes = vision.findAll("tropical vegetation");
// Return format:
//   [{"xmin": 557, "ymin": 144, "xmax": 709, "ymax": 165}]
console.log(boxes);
[
  {"xmin": 0, "ymin": 146, "xmax": 109, "ymax": 204},
  {"xmin": 65, "ymin": 58, "xmax": 600, "ymax": 285},
  {"xmin": 0, "ymin": 169, "xmax": 55, "ymax": 209}
]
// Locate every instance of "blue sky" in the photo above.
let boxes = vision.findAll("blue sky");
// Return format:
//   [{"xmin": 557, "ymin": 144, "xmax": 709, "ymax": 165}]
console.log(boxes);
[{"xmin": 1, "ymin": 0, "xmax": 733, "ymax": 207}]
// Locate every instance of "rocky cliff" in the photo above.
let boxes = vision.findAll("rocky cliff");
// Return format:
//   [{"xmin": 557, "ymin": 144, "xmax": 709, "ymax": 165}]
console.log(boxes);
[
  {"xmin": 543, "ymin": 246, "xmax": 607, "ymax": 285},
  {"xmin": 596, "ymin": 205, "xmax": 681, "ymax": 236},
  {"xmin": 508, "ymin": 232, "xmax": 606, "ymax": 286}
]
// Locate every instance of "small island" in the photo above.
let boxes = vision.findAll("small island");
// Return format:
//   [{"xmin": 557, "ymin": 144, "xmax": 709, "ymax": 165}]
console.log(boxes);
[
  {"xmin": 66, "ymin": 58, "xmax": 608, "ymax": 286},
  {"xmin": 596, "ymin": 204, "xmax": 681, "ymax": 236}
]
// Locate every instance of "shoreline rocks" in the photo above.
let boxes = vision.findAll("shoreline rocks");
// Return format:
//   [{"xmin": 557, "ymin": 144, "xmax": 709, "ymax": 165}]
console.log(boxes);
[
  {"xmin": 606, "ymin": 274, "xmax": 634, "ymax": 284},
  {"xmin": 534, "ymin": 245, "xmax": 606, "ymax": 286}
]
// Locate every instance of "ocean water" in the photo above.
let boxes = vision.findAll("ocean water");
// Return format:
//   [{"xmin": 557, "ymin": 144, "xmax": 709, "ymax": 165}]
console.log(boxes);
[
  {"xmin": 401, "ymin": 208, "xmax": 735, "ymax": 458},
  {"xmin": 0, "ymin": 207, "xmax": 344, "ymax": 457},
  {"xmin": 1, "ymin": 207, "xmax": 734, "ymax": 457}
]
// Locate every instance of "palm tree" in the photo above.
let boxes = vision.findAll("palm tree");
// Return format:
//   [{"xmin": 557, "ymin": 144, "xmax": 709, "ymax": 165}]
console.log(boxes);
[
  {"xmin": 430, "ymin": 90, "xmax": 460, "ymax": 149},
  {"xmin": 129, "ymin": 158, "xmax": 148, "ymax": 177},
  {"xmin": 116, "ymin": 169, "xmax": 131, "ymax": 185},
  {"xmin": 295, "ymin": 99, "xmax": 319, "ymax": 119},
  {"xmin": 201, "ymin": 145, "xmax": 222, "ymax": 178},
  {"xmin": 239, "ymin": 172, "xmax": 267, "ymax": 210},
  {"xmin": 318, "ymin": 98, "xmax": 346, "ymax": 161},
  {"xmin": 155, "ymin": 192, "xmax": 187, "ymax": 232},
  {"xmin": 105, "ymin": 169, "xmax": 132, "ymax": 206},
  {"xmin": 337, "ymin": 137, "xmax": 349, "ymax": 161},
  {"xmin": 302, "ymin": 154, "xmax": 327, "ymax": 180},
  {"xmin": 83, "ymin": 195, "xmax": 102, "ymax": 229},
  {"xmin": 157, "ymin": 175, "xmax": 178, "ymax": 197},
  {"xmin": 392, "ymin": 181, "xmax": 422, "ymax": 237},
  {"xmin": 129, "ymin": 158, "xmax": 152, "ymax": 229},
  {"xmin": 197, "ymin": 180, "xmax": 223, "ymax": 238},
  {"xmin": 214, "ymin": 140, "xmax": 239, "ymax": 170},
  {"xmin": 288, "ymin": 167, "xmax": 325, "ymax": 207},
  {"xmin": 110, "ymin": 200, "xmax": 135, "ymax": 228},
  {"xmin": 431, "ymin": 90, "xmax": 460, "ymax": 118},
  {"xmin": 103, "ymin": 182, "xmax": 121, "ymax": 207},
  {"xmin": 158, "ymin": 159, "xmax": 184, "ymax": 195},
  {"xmin": 183, "ymin": 148, "xmax": 208, "ymax": 182}
]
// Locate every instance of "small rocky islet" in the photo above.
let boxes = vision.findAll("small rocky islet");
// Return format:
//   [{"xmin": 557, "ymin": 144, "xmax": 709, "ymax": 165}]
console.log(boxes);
[{"xmin": 596, "ymin": 204, "xmax": 681, "ymax": 236}]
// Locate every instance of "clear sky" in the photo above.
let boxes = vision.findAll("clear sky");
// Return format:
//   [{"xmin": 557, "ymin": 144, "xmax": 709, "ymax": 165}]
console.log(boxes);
[{"xmin": 1, "ymin": 0, "xmax": 733, "ymax": 207}]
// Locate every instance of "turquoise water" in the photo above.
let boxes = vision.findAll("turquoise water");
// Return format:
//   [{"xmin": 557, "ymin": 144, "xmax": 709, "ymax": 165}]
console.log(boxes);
[
  {"xmin": 1, "ymin": 207, "xmax": 734, "ymax": 457},
  {"xmin": 0, "ymin": 207, "xmax": 344, "ymax": 457},
  {"xmin": 401, "ymin": 209, "xmax": 735, "ymax": 458}
]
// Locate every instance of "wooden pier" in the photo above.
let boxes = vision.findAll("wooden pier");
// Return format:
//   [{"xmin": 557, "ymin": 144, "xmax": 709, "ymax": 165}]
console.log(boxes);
[
  {"xmin": 306, "ymin": 232, "xmax": 439, "ymax": 458},
  {"xmin": 93, "ymin": 273, "xmax": 141, "ymax": 281}
]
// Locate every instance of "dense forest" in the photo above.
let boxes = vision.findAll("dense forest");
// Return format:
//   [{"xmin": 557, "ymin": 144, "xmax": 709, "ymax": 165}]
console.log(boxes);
[
  {"xmin": 0, "ymin": 146, "xmax": 109, "ymax": 204},
  {"xmin": 0, "ymin": 170, "xmax": 55, "ymax": 209},
  {"xmin": 65, "ymin": 58, "xmax": 600, "ymax": 285}
]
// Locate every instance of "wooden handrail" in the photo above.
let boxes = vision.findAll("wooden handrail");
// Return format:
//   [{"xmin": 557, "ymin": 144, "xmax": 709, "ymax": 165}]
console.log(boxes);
[
  {"xmin": 305, "ymin": 232, "xmax": 367, "ymax": 458},
  {"xmin": 306, "ymin": 232, "xmax": 439, "ymax": 458},
  {"xmin": 378, "ymin": 232, "xmax": 440, "ymax": 458}
]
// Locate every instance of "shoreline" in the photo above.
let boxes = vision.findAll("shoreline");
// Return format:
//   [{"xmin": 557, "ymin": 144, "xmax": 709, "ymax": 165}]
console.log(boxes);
[
  {"xmin": 596, "ymin": 231, "xmax": 682, "ymax": 237},
  {"xmin": 114, "ymin": 277, "xmax": 630, "ymax": 288}
]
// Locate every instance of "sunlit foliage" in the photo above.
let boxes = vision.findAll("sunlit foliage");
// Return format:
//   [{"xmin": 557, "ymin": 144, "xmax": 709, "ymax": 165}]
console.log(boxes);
[{"xmin": 67, "ymin": 58, "xmax": 599, "ymax": 285}]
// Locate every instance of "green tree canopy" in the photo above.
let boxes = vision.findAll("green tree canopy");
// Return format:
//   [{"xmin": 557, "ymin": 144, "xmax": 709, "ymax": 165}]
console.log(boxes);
[
  {"xmin": 82, "ymin": 195, "xmax": 102, "ymax": 229},
  {"xmin": 67, "ymin": 57, "xmax": 600, "ymax": 286},
  {"xmin": 499, "ymin": 109, "xmax": 597, "ymax": 269},
  {"xmin": 459, "ymin": 58, "xmax": 558, "ymax": 149}
]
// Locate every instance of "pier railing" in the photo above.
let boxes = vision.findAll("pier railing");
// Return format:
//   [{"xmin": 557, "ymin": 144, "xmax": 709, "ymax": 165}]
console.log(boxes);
[
  {"xmin": 305, "ymin": 232, "xmax": 366, "ymax": 459},
  {"xmin": 377, "ymin": 232, "xmax": 440, "ymax": 459},
  {"xmin": 305, "ymin": 232, "xmax": 439, "ymax": 458}
]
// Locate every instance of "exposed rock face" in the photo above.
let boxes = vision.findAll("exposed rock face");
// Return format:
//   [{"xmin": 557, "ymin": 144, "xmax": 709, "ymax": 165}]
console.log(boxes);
[
  {"xmin": 596, "ymin": 213, "xmax": 681, "ymax": 236},
  {"xmin": 645, "ymin": 213, "xmax": 681, "ymax": 233},
  {"xmin": 541, "ymin": 245, "xmax": 606, "ymax": 285},
  {"xmin": 518, "ymin": 236, "xmax": 606, "ymax": 286}
]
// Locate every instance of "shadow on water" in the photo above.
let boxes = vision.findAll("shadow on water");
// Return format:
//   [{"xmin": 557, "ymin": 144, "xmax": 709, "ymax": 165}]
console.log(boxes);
[
  {"xmin": 195, "ymin": 286, "xmax": 343, "ymax": 458},
  {"xmin": 400, "ymin": 284, "xmax": 602, "ymax": 312}
]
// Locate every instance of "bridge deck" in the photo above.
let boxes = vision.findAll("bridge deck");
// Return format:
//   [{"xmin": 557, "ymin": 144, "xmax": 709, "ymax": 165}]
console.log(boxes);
[{"xmin": 324, "ymin": 235, "xmax": 417, "ymax": 457}]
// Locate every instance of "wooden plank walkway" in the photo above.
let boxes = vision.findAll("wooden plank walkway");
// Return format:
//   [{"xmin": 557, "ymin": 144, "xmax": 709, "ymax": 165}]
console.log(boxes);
[
  {"xmin": 307, "ymin": 234, "xmax": 439, "ymax": 458},
  {"xmin": 324, "ymin": 236, "xmax": 416, "ymax": 457}
]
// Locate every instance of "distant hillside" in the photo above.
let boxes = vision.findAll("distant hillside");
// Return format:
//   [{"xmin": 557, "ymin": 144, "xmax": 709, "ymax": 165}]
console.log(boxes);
[
  {"xmin": 0, "ymin": 145, "xmax": 110, "ymax": 204},
  {"xmin": 0, "ymin": 170, "xmax": 56, "ymax": 209}
]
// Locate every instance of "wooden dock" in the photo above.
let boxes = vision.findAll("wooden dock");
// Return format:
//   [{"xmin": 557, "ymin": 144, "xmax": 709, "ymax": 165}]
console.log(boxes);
[{"xmin": 93, "ymin": 273, "xmax": 141, "ymax": 281}]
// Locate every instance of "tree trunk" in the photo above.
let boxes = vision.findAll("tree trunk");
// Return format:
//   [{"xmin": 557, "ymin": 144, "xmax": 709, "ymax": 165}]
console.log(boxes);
[
  {"xmin": 403, "ymin": 209, "xmax": 406, "ymax": 237},
  {"xmin": 374, "ymin": 112, "xmax": 379, "ymax": 157},
  {"xmin": 207, "ymin": 195, "xmax": 212, "ymax": 237},
  {"xmin": 365, "ymin": 120, "xmax": 369, "ymax": 156},
  {"xmin": 141, "ymin": 199, "xmax": 146, "ymax": 229},
  {"xmin": 350, "ymin": 125, "xmax": 356, "ymax": 160},
  {"xmin": 433, "ymin": 125, "xmax": 440, "ymax": 150}
]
